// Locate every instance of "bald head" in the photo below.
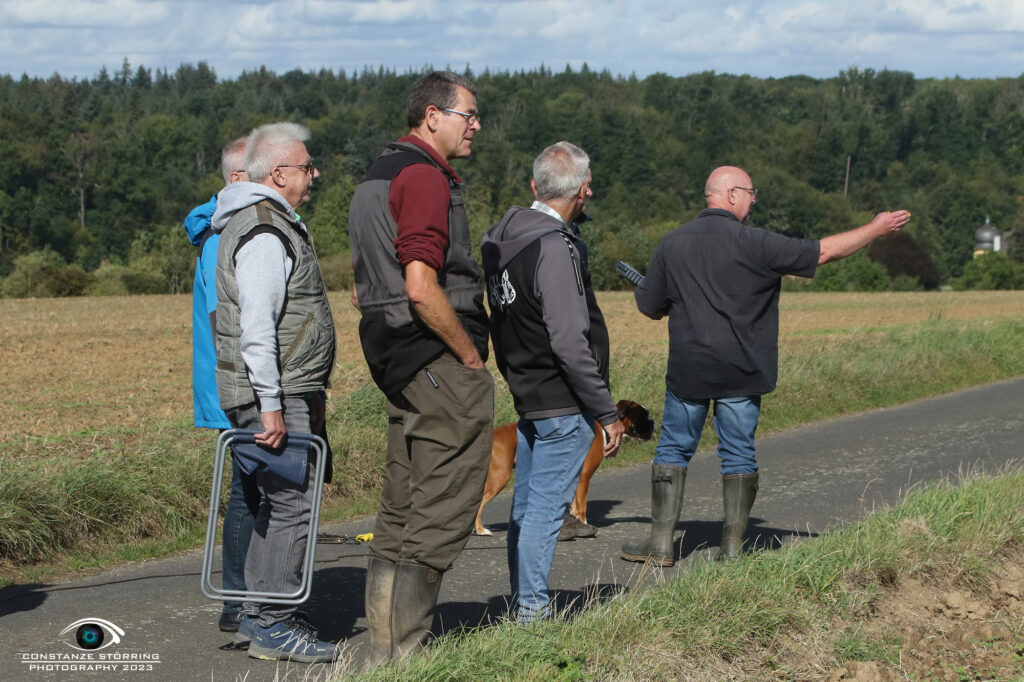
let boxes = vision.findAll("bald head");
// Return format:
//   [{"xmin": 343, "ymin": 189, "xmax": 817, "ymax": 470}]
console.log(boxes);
[{"xmin": 705, "ymin": 165, "xmax": 756, "ymax": 222}]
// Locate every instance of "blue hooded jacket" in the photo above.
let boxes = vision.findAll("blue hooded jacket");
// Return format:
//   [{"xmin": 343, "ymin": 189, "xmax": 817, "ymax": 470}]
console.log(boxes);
[{"xmin": 186, "ymin": 195, "xmax": 231, "ymax": 429}]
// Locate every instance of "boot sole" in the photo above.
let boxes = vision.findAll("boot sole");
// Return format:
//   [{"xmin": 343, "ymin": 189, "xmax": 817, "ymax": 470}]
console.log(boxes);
[{"xmin": 619, "ymin": 549, "xmax": 674, "ymax": 567}]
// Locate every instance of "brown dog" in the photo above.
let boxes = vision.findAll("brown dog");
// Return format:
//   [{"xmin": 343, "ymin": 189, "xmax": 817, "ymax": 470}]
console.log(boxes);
[{"xmin": 473, "ymin": 400, "xmax": 655, "ymax": 537}]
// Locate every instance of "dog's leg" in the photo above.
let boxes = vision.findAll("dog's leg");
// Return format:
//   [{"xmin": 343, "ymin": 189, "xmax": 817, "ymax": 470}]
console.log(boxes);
[
  {"xmin": 473, "ymin": 423, "xmax": 517, "ymax": 536},
  {"xmin": 473, "ymin": 494, "xmax": 496, "ymax": 536},
  {"xmin": 570, "ymin": 428, "xmax": 605, "ymax": 525}
]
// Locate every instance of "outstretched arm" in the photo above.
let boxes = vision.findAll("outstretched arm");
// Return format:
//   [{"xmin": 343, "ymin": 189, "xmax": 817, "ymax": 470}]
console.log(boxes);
[{"xmin": 818, "ymin": 210, "xmax": 912, "ymax": 265}]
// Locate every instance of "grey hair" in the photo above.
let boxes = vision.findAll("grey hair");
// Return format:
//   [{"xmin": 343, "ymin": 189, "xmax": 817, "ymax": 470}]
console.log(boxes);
[
  {"xmin": 532, "ymin": 141, "xmax": 590, "ymax": 202},
  {"xmin": 407, "ymin": 71, "xmax": 478, "ymax": 128},
  {"xmin": 220, "ymin": 136, "xmax": 248, "ymax": 184},
  {"xmin": 243, "ymin": 122, "xmax": 311, "ymax": 183}
]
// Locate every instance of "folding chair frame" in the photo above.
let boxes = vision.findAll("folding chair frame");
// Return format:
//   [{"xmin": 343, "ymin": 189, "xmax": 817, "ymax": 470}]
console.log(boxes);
[{"xmin": 200, "ymin": 428, "xmax": 327, "ymax": 606}]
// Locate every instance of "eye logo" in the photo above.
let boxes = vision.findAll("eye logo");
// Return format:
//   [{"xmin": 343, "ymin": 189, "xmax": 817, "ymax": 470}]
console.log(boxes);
[{"xmin": 58, "ymin": 618, "xmax": 125, "ymax": 651}]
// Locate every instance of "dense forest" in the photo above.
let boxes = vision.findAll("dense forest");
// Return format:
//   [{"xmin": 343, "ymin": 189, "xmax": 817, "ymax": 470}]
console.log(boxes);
[{"xmin": 2, "ymin": 61, "xmax": 1023, "ymax": 296}]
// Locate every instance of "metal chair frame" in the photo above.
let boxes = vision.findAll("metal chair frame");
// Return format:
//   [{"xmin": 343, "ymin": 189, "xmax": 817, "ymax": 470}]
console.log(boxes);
[{"xmin": 200, "ymin": 428, "xmax": 327, "ymax": 605}]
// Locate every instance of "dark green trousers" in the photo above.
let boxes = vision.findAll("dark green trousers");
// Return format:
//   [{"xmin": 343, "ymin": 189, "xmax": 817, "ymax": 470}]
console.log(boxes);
[{"xmin": 370, "ymin": 352, "xmax": 494, "ymax": 571}]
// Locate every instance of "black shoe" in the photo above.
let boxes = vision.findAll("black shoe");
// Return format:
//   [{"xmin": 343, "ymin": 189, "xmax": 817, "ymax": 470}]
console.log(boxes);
[
  {"xmin": 562, "ymin": 513, "xmax": 598, "ymax": 539},
  {"xmin": 219, "ymin": 609, "xmax": 245, "ymax": 633}
]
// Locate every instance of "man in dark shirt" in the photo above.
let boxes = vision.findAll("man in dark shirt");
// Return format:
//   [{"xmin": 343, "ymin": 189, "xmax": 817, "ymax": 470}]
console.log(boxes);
[
  {"xmin": 348, "ymin": 71, "xmax": 493, "ymax": 664},
  {"xmin": 620, "ymin": 165, "xmax": 911, "ymax": 566}
]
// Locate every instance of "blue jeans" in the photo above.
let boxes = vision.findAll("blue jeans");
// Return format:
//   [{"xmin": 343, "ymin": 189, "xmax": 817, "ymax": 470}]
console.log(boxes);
[
  {"xmin": 507, "ymin": 413, "xmax": 596, "ymax": 623},
  {"xmin": 221, "ymin": 449, "xmax": 259, "ymax": 612},
  {"xmin": 652, "ymin": 391, "xmax": 761, "ymax": 475}
]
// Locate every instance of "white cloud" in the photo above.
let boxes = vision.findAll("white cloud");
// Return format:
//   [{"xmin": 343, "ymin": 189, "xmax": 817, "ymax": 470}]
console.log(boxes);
[
  {"xmin": 0, "ymin": 0, "xmax": 1021, "ymax": 81},
  {"xmin": 2, "ymin": 0, "xmax": 168, "ymax": 28}
]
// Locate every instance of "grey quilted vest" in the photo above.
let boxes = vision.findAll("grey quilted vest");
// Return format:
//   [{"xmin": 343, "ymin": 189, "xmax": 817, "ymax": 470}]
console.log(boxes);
[{"xmin": 215, "ymin": 200, "xmax": 336, "ymax": 410}]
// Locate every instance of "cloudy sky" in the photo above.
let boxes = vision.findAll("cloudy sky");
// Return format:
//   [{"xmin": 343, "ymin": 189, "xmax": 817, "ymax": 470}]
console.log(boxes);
[{"xmin": 2, "ymin": 0, "xmax": 1022, "ymax": 82}]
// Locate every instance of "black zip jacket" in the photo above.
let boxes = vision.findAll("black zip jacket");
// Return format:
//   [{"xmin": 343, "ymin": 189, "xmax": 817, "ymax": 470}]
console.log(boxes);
[{"xmin": 481, "ymin": 205, "xmax": 616, "ymax": 425}]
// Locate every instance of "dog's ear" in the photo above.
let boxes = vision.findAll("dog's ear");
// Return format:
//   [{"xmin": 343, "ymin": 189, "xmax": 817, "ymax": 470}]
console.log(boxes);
[
  {"xmin": 624, "ymin": 402, "xmax": 646, "ymax": 421},
  {"xmin": 615, "ymin": 400, "xmax": 629, "ymax": 420},
  {"xmin": 625, "ymin": 403, "xmax": 655, "ymax": 440}
]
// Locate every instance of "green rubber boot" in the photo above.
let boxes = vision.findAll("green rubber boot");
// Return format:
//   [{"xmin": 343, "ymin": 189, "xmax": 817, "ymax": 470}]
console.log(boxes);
[
  {"xmin": 620, "ymin": 464, "xmax": 686, "ymax": 567},
  {"xmin": 364, "ymin": 554, "xmax": 397, "ymax": 666},
  {"xmin": 391, "ymin": 560, "xmax": 444, "ymax": 658},
  {"xmin": 717, "ymin": 473, "xmax": 759, "ymax": 560}
]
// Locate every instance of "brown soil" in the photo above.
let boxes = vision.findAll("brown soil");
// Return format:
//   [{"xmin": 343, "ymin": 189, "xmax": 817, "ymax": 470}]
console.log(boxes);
[
  {"xmin": 822, "ymin": 557, "xmax": 1024, "ymax": 681},
  {"xmin": 3, "ymin": 291, "xmax": 1023, "ymax": 462}
]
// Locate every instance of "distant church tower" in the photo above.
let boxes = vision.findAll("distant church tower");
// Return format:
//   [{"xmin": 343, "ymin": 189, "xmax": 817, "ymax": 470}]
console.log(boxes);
[{"xmin": 974, "ymin": 217, "xmax": 1001, "ymax": 258}]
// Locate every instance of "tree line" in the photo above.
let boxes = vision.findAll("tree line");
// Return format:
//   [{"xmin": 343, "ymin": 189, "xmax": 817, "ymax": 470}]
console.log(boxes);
[{"xmin": 2, "ymin": 61, "xmax": 1023, "ymax": 297}]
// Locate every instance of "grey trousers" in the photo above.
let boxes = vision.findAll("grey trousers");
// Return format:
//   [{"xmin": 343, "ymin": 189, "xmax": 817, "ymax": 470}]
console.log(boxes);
[
  {"xmin": 371, "ymin": 352, "xmax": 494, "ymax": 572},
  {"xmin": 226, "ymin": 393, "xmax": 324, "ymax": 626}
]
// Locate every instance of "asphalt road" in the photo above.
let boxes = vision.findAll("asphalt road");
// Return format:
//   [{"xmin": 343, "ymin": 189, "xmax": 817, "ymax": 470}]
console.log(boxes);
[{"xmin": 3, "ymin": 378, "xmax": 1022, "ymax": 682}]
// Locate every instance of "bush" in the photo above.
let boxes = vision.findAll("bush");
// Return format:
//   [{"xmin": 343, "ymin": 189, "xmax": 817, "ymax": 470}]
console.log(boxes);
[
  {"xmin": 952, "ymin": 252, "xmax": 1024, "ymax": 290},
  {"xmin": 867, "ymin": 232, "xmax": 940, "ymax": 290},
  {"xmin": 783, "ymin": 252, "xmax": 891, "ymax": 292},
  {"xmin": 85, "ymin": 259, "xmax": 167, "ymax": 295},
  {"xmin": 1, "ymin": 249, "xmax": 93, "ymax": 298},
  {"xmin": 318, "ymin": 251, "xmax": 354, "ymax": 291},
  {"xmin": 86, "ymin": 261, "xmax": 131, "ymax": 296}
]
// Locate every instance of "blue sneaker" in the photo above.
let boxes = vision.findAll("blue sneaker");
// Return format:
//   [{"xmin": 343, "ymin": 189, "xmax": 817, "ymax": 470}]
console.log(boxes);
[
  {"xmin": 233, "ymin": 615, "xmax": 257, "ymax": 646},
  {"xmin": 247, "ymin": 616, "xmax": 338, "ymax": 664},
  {"xmin": 234, "ymin": 611, "xmax": 311, "ymax": 647}
]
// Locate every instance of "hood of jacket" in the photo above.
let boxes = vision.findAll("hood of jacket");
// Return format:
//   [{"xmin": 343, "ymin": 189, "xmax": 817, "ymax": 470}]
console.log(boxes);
[
  {"xmin": 184, "ymin": 195, "xmax": 218, "ymax": 246},
  {"xmin": 481, "ymin": 205, "xmax": 570, "ymax": 274},
  {"xmin": 211, "ymin": 182, "xmax": 299, "ymax": 233}
]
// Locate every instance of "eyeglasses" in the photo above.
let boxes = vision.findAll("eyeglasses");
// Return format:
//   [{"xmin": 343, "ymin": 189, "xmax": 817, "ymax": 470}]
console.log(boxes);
[
  {"xmin": 276, "ymin": 161, "xmax": 316, "ymax": 175},
  {"xmin": 443, "ymin": 108, "xmax": 480, "ymax": 126},
  {"xmin": 730, "ymin": 186, "xmax": 758, "ymax": 199}
]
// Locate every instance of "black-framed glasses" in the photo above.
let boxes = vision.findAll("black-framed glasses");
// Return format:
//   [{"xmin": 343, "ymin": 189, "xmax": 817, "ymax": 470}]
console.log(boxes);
[
  {"xmin": 443, "ymin": 108, "xmax": 480, "ymax": 126},
  {"xmin": 276, "ymin": 160, "xmax": 316, "ymax": 175},
  {"xmin": 730, "ymin": 186, "xmax": 758, "ymax": 199}
]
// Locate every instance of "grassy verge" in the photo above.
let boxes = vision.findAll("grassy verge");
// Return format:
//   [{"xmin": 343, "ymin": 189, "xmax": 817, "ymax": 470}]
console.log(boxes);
[
  {"xmin": 338, "ymin": 467, "xmax": 1024, "ymax": 680},
  {"xmin": 2, "ymin": 314, "xmax": 1023, "ymax": 585}
]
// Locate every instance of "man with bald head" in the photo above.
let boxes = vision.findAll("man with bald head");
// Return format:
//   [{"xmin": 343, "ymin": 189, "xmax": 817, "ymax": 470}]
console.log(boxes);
[{"xmin": 620, "ymin": 165, "xmax": 911, "ymax": 567}]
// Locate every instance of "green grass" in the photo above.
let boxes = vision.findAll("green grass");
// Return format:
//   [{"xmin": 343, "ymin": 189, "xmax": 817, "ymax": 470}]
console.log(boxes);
[
  {"xmin": 2, "ymin": 317, "xmax": 1023, "ymax": 584},
  {"xmin": 339, "ymin": 467, "xmax": 1024, "ymax": 680}
]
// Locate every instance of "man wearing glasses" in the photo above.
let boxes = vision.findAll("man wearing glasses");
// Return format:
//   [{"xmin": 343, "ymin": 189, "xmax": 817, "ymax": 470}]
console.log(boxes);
[
  {"xmin": 348, "ymin": 71, "xmax": 493, "ymax": 664},
  {"xmin": 620, "ymin": 165, "xmax": 911, "ymax": 567},
  {"xmin": 211, "ymin": 122, "xmax": 338, "ymax": 663}
]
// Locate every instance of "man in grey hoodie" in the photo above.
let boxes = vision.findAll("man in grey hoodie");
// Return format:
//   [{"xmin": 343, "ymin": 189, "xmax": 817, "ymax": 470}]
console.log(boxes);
[
  {"xmin": 481, "ymin": 141, "xmax": 625, "ymax": 623},
  {"xmin": 211, "ymin": 122, "xmax": 338, "ymax": 664}
]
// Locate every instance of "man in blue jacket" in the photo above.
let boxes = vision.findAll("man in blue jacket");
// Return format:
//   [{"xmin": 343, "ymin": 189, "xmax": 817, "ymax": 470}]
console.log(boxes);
[{"xmin": 184, "ymin": 136, "xmax": 257, "ymax": 634}]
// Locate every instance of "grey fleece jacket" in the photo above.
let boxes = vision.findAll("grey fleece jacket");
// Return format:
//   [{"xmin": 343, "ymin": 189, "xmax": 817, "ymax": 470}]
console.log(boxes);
[
  {"xmin": 482, "ymin": 202, "xmax": 616, "ymax": 425},
  {"xmin": 211, "ymin": 182, "xmax": 298, "ymax": 412}
]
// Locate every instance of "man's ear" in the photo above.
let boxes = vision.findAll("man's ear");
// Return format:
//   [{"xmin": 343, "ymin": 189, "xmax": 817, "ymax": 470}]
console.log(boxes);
[
  {"xmin": 425, "ymin": 105, "xmax": 441, "ymax": 133},
  {"xmin": 530, "ymin": 179, "xmax": 538, "ymax": 198},
  {"xmin": 271, "ymin": 167, "xmax": 287, "ymax": 189}
]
